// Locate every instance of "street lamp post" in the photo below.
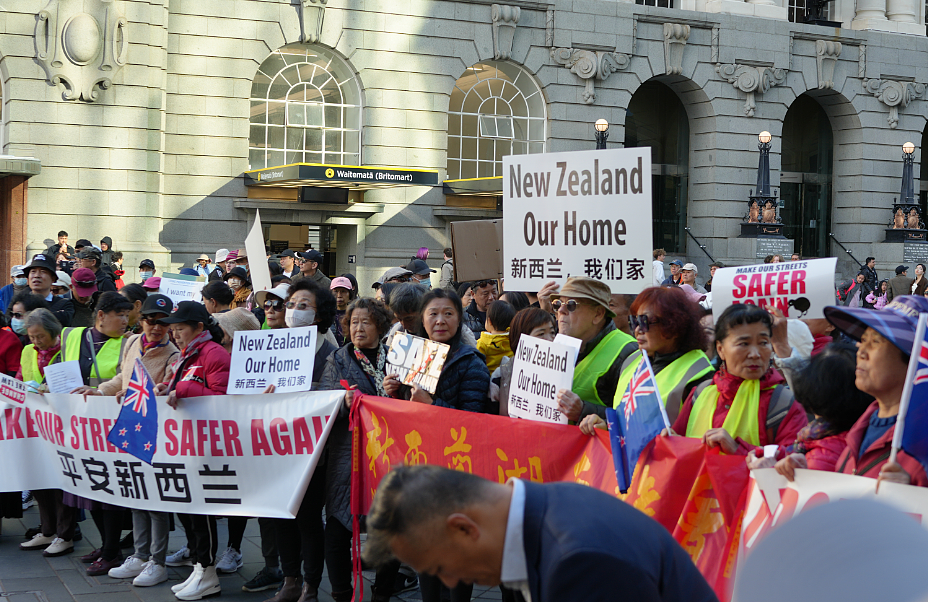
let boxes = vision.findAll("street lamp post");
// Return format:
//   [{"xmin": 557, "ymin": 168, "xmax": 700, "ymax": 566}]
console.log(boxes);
[
  {"xmin": 885, "ymin": 142, "xmax": 925, "ymax": 239},
  {"xmin": 756, "ymin": 131, "xmax": 772, "ymax": 197},
  {"xmin": 902, "ymin": 141, "xmax": 916, "ymax": 205},
  {"xmin": 594, "ymin": 119, "xmax": 609, "ymax": 150}
]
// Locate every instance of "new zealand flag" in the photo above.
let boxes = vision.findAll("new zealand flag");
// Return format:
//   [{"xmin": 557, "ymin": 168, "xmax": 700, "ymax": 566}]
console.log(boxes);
[
  {"xmin": 606, "ymin": 354, "xmax": 670, "ymax": 494},
  {"xmin": 107, "ymin": 358, "xmax": 159, "ymax": 464}
]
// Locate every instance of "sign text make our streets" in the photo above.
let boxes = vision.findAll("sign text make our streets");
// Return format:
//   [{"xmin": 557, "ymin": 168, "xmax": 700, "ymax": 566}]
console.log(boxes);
[{"xmin": 504, "ymin": 148, "xmax": 653, "ymax": 294}]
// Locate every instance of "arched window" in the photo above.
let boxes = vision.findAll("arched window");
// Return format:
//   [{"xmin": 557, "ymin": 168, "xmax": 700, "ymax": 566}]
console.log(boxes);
[
  {"xmin": 249, "ymin": 45, "xmax": 362, "ymax": 170},
  {"xmin": 448, "ymin": 61, "xmax": 546, "ymax": 180}
]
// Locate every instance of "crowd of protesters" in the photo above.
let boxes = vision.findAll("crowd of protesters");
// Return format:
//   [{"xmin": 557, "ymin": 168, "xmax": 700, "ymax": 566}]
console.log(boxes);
[{"xmin": 1, "ymin": 235, "xmax": 925, "ymax": 602}]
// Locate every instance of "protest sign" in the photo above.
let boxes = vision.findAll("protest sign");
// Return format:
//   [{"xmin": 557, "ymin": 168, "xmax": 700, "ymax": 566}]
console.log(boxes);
[
  {"xmin": 160, "ymin": 273, "xmax": 205, "ymax": 306},
  {"xmin": 710, "ymin": 257, "xmax": 838, "ymax": 322},
  {"xmin": 507, "ymin": 334, "xmax": 574, "ymax": 424},
  {"xmin": 0, "ymin": 373, "xmax": 26, "ymax": 404},
  {"xmin": 227, "ymin": 326, "xmax": 318, "ymax": 394},
  {"xmin": 503, "ymin": 148, "xmax": 653, "ymax": 294},
  {"xmin": 245, "ymin": 208, "xmax": 272, "ymax": 294},
  {"xmin": 43, "ymin": 361, "xmax": 85, "ymax": 394},
  {"xmin": 386, "ymin": 332, "xmax": 450, "ymax": 394},
  {"xmin": 450, "ymin": 219, "xmax": 503, "ymax": 282},
  {"xmin": 0, "ymin": 390, "xmax": 342, "ymax": 518}
]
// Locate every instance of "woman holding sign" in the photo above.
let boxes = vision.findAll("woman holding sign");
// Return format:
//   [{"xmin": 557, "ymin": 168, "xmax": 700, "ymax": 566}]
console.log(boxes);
[{"xmin": 671, "ymin": 304, "xmax": 807, "ymax": 454}]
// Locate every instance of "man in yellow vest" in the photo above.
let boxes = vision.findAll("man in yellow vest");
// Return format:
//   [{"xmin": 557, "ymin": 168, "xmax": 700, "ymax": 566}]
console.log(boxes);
[{"xmin": 553, "ymin": 277, "xmax": 638, "ymax": 422}]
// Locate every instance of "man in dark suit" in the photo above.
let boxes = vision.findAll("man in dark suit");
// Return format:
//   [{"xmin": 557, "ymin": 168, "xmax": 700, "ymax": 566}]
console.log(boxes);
[
  {"xmin": 364, "ymin": 465, "xmax": 718, "ymax": 602},
  {"xmin": 886, "ymin": 265, "xmax": 913, "ymax": 303}
]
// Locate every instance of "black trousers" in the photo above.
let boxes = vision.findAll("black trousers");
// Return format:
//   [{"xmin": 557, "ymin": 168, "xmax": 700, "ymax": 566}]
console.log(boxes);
[
  {"xmin": 34, "ymin": 489, "xmax": 77, "ymax": 540},
  {"xmin": 90, "ymin": 508, "xmax": 124, "ymax": 561},
  {"xmin": 178, "ymin": 513, "xmax": 218, "ymax": 567},
  {"xmin": 419, "ymin": 573, "xmax": 474, "ymax": 602},
  {"xmin": 277, "ymin": 463, "xmax": 326, "ymax": 585}
]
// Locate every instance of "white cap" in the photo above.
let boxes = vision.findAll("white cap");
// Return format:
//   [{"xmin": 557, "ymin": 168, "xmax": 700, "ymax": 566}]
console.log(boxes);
[
  {"xmin": 215, "ymin": 248, "xmax": 230, "ymax": 264},
  {"xmin": 682, "ymin": 263, "xmax": 698, "ymax": 272},
  {"xmin": 54, "ymin": 271, "xmax": 72, "ymax": 287},
  {"xmin": 254, "ymin": 283, "xmax": 291, "ymax": 308},
  {"xmin": 10, "ymin": 265, "xmax": 25, "ymax": 277}
]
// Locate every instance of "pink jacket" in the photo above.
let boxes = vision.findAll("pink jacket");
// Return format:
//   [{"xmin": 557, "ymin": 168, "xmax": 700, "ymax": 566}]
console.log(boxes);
[{"xmin": 166, "ymin": 339, "xmax": 230, "ymax": 399}]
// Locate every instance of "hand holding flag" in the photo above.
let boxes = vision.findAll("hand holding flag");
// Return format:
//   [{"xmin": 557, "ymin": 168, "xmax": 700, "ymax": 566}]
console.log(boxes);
[{"xmin": 107, "ymin": 358, "xmax": 159, "ymax": 464}]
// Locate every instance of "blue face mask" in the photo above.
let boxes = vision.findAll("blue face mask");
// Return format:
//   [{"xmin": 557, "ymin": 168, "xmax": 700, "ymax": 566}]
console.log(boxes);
[
  {"xmin": 11, "ymin": 317, "xmax": 26, "ymax": 335},
  {"xmin": 13, "ymin": 277, "xmax": 27, "ymax": 287},
  {"xmin": 140, "ymin": 271, "xmax": 153, "ymax": 280}
]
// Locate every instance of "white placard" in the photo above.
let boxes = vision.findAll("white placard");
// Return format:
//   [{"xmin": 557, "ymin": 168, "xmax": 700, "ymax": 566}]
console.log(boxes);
[
  {"xmin": 503, "ymin": 148, "xmax": 653, "ymax": 294},
  {"xmin": 160, "ymin": 275, "xmax": 205, "ymax": 306},
  {"xmin": 43, "ymin": 361, "xmax": 85, "ymax": 393},
  {"xmin": 553, "ymin": 333, "xmax": 582, "ymax": 365},
  {"xmin": 245, "ymin": 208, "xmax": 272, "ymax": 295},
  {"xmin": 0, "ymin": 373, "xmax": 27, "ymax": 404},
  {"xmin": 507, "ymin": 334, "xmax": 575, "ymax": 424},
  {"xmin": 710, "ymin": 257, "xmax": 837, "ymax": 322},
  {"xmin": 227, "ymin": 326, "xmax": 318, "ymax": 394},
  {"xmin": 386, "ymin": 332, "xmax": 450, "ymax": 394}
]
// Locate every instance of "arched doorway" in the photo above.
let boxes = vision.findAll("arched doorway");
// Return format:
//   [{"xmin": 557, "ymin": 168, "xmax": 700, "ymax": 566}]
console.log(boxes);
[
  {"xmin": 624, "ymin": 80, "xmax": 689, "ymax": 254},
  {"xmin": 780, "ymin": 95, "xmax": 833, "ymax": 258}
]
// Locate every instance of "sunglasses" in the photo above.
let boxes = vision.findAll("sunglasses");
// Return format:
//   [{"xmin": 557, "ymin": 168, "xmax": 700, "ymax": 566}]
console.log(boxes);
[
  {"xmin": 74, "ymin": 280, "xmax": 96, "ymax": 288},
  {"xmin": 552, "ymin": 299, "xmax": 585, "ymax": 313},
  {"xmin": 141, "ymin": 316, "xmax": 167, "ymax": 326},
  {"xmin": 628, "ymin": 314, "xmax": 661, "ymax": 333},
  {"xmin": 474, "ymin": 279, "xmax": 496, "ymax": 289},
  {"xmin": 10, "ymin": 312, "xmax": 23, "ymax": 319},
  {"xmin": 264, "ymin": 299, "xmax": 284, "ymax": 311}
]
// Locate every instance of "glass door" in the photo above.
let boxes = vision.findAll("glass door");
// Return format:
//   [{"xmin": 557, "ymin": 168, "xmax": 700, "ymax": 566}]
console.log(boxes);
[{"xmin": 779, "ymin": 173, "xmax": 832, "ymax": 258}]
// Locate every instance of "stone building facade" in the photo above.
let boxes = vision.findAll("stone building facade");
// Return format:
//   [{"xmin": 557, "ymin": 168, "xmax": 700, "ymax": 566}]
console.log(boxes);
[{"xmin": 2, "ymin": 0, "xmax": 928, "ymax": 288}]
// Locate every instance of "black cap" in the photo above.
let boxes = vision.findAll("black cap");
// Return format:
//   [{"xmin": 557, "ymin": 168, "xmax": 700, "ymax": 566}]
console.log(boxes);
[
  {"xmin": 223, "ymin": 266, "xmax": 251, "ymax": 283},
  {"xmin": 896, "ymin": 265, "xmax": 910, "ymax": 275},
  {"xmin": 139, "ymin": 259, "xmax": 155, "ymax": 269},
  {"xmin": 24, "ymin": 253, "xmax": 58, "ymax": 277},
  {"xmin": 78, "ymin": 248, "xmax": 102, "ymax": 260},
  {"xmin": 406, "ymin": 259, "xmax": 436, "ymax": 275},
  {"xmin": 159, "ymin": 300, "xmax": 212, "ymax": 324},
  {"xmin": 74, "ymin": 239, "xmax": 93, "ymax": 249},
  {"xmin": 141, "ymin": 294, "xmax": 174, "ymax": 316},
  {"xmin": 299, "ymin": 250, "xmax": 323, "ymax": 263},
  {"xmin": 279, "ymin": 249, "xmax": 296, "ymax": 259}
]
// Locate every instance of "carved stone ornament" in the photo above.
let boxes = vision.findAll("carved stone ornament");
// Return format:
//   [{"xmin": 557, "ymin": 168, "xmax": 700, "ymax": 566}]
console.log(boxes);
[
  {"xmin": 492, "ymin": 4, "xmax": 520, "ymax": 61},
  {"xmin": 550, "ymin": 48, "xmax": 630, "ymax": 104},
  {"xmin": 301, "ymin": 0, "xmax": 328, "ymax": 44},
  {"xmin": 663, "ymin": 23, "xmax": 690, "ymax": 76},
  {"xmin": 35, "ymin": 0, "xmax": 127, "ymax": 102},
  {"xmin": 815, "ymin": 40, "xmax": 841, "ymax": 90},
  {"xmin": 862, "ymin": 78, "xmax": 925, "ymax": 129},
  {"xmin": 716, "ymin": 63, "xmax": 787, "ymax": 117}
]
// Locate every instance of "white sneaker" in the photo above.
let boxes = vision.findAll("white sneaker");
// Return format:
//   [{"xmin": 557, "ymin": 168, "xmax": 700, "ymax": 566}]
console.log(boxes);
[
  {"xmin": 42, "ymin": 537, "xmax": 74, "ymax": 557},
  {"xmin": 109, "ymin": 555, "xmax": 148, "ymax": 579},
  {"xmin": 133, "ymin": 561, "xmax": 169, "ymax": 587},
  {"xmin": 172, "ymin": 564, "xmax": 202, "ymax": 594},
  {"xmin": 215, "ymin": 546, "xmax": 243, "ymax": 573},
  {"xmin": 166, "ymin": 546, "xmax": 193, "ymax": 567},
  {"xmin": 20, "ymin": 533, "xmax": 55, "ymax": 550},
  {"xmin": 175, "ymin": 564, "xmax": 220, "ymax": 600}
]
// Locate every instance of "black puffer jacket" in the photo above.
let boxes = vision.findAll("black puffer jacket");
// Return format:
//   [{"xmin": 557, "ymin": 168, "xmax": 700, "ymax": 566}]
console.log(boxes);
[
  {"xmin": 463, "ymin": 300, "xmax": 486, "ymax": 336},
  {"xmin": 424, "ymin": 343, "xmax": 491, "ymax": 413},
  {"xmin": 318, "ymin": 343, "xmax": 388, "ymax": 529}
]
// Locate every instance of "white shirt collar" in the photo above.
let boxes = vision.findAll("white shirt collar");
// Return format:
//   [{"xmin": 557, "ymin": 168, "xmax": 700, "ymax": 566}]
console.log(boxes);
[{"xmin": 501, "ymin": 478, "xmax": 530, "ymax": 599}]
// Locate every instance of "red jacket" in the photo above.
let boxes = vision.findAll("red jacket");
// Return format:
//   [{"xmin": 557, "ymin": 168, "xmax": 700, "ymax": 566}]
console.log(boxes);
[
  {"xmin": 0, "ymin": 327, "xmax": 22, "ymax": 377},
  {"xmin": 674, "ymin": 367, "xmax": 808, "ymax": 455},
  {"xmin": 167, "ymin": 339, "xmax": 230, "ymax": 399},
  {"xmin": 835, "ymin": 401, "xmax": 928, "ymax": 486},
  {"xmin": 802, "ymin": 432, "xmax": 849, "ymax": 471}
]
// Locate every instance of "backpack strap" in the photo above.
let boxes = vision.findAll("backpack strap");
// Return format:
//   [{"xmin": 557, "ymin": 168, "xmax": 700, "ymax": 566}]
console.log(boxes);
[{"xmin": 765, "ymin": 384, "xmax": 794, "ymax": 441}]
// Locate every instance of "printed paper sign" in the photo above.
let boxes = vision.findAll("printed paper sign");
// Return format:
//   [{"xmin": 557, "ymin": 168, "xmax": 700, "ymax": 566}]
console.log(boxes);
[
  {"xmin": 0, "ymin": 373, "xmax": 26, "ymax": 404},
  {"xmin": 507, "ymin": 334, "xmax": 575, "ymax": 424},
  {"xmin": 43, "ymin": 361, "xmax": 85, "ymax": 394},
  {"xmin": 227, "ymin": 326, "xmax": 318, "ymax": 394},
  {"xmin": 0, "ymin": 390, "xmax": 342, "ymax": 518},
  {"xmin": 160, "ymin": 274, "xmax": 205, "ymax": 306},
  {"xmin": 710, "ymin": 257, "xmax": 838, "ymax": 322},
  {"xmin": 386, "ymin": 332, "xmax": 450, "ymax": 394},
  {"xmin": 503, "ymin": 148, "xmax": 653, "ymax": 294}
]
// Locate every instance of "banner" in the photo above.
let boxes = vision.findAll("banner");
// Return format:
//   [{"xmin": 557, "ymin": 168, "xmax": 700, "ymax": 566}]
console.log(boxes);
[
  {"xmin": 507, "ymin": 334, "xmax": 574, "ymax": 424},
  {"xmin": 710, "ymin": 257, "xmax": 837, "ymax": 321},
  {"xmin": 503, "ymin": 148, "xmax": 653, "ymax": 294},
  {"xmin": 227, "ymin": 326, "xmax": 318, "ymax": 394},
  {"xmin": 0, "ymin": 390, "xmax": 343, "ymax": 518},
  {"xmin": 160, "ymin": 273, "xmax": 206, "ymax": 306},
  {"xmin": 385, "ymin": 333, "xmax": 450, "ymax": 394},
  {"xmin": 349, "ymin": 394, "xmax": 619, "ymax": 516}
]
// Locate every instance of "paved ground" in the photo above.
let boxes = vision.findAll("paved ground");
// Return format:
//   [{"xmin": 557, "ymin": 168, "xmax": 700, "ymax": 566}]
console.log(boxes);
[{"xmin": 0, "ymin": 506, "xmax": 503, "ymax": 602}]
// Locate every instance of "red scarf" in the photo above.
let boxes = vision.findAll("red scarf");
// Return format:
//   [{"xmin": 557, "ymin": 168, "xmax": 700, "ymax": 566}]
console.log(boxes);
[
  {"xmin": 37, "ymin": 341, "xmax": 62, "ymax": 377},
  {"xmin": 811, "ymin": 334, "xmax": 832, "ymax": 356}
]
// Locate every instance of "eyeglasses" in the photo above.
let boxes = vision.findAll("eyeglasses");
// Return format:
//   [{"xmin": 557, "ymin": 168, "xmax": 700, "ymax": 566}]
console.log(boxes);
[
  {"xmin": 286, "ymin": 300, "xmax": 315, "ymax": 311},
  {"xmin": 141, "ymin": 316, "xmax": 167, "ymax": 326},
  {"xmin": 474, "ymin": 280, "xmax": 495, "ymax": 289},
  {"xmin": 552, "ymin": 299, "xmax": 585, "ymax": 313},
  {"xmin": 264, "ymin": 299, "xmax": 284, "ymax": 311},
  {"xmin": 10, "ymin": 312, "xmax": 23, "ymax": 319},
  {"xmin": 628, "ymin": 314, "xmax": 661, "ymax": 333}
]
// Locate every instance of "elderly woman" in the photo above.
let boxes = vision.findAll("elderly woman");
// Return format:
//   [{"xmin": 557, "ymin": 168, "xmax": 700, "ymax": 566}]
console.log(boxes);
[
  {"xmin": 57, "ymin": 292, "xmax": 132, "ymax": 575},
  {"xmin": 580, "ymin": 287, "xmax": 713, "ymax": 435},
  {"xmin": 492, "ymin": 307, "xmax": 556, "ymax": 416},
  {"xmin": 72, "ymin": 294, "xmax": 179, "ymax": 587},
  {"xmin": 284, "ymin": 279, "xmax": 338, "ymax": 380},
  {"xmin": 671, "ymin": 303, "xmax": 808, "ymax": 453},
  {"xmin": 822, "ymin": 295, "xmax": 928, "ymax": 487},
  {"xmin": 256, "ymin": 282, "xmax": 290, "ymax": 330},
  {"xmin": 383, "ymin": 288, "xmax": 490, "ymax": 602},
  {"xmin": 224, "ymin": 266, "xmax": 253, "ymax": 310},
  {"xmin": 16, "ymin": 308, "xmax": 61, "ymax": 386}
]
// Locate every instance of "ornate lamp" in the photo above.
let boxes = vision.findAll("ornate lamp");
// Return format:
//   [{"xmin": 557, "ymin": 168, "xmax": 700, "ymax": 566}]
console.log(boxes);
[
  {"xmin": 594, "ymin": 119, "xmax": 609, "ymax": 150},
  {"xmin": 885, "ymin": 142, "xmax": 925, "ymax": 240},
  {"xmin": 742, "ymin": 131, "xmax": 783, "ymax": 236}
]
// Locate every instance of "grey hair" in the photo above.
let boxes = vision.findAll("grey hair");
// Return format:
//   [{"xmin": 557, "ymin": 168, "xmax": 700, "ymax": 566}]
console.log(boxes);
[
  {"xmin": 24, "ymin": 308, "xmax": 62, "ymax": 339},
  {"xmin": 388, "ymin": 282, "xmax": 426, "ymax": 315},
  {"xmin": 364, "ymin": 465, "xmax": 492, "ymax": 567}
]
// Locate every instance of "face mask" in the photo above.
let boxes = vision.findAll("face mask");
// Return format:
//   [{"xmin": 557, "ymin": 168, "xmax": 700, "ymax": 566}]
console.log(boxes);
[
  {"xmin": 14, "ymin": 277, "xmax": 27, "ymax": 287},
  {"xmin": 228, "ymin": 278, "xmax": 242, "ymax": 290},
  {"xmin": 140, "ymin": 271, "xmax": 153, "ymax": 280},
  {"xmin": 57, "ymin": 292, "xmax": 72, "ymax": 300},
  {"xmin": 285, "ymin": 308, "xmax": 315, "ymax": 328},
  {"xmin": 11, "ymin": 317, "xmax": 26, "ymax": 335}
]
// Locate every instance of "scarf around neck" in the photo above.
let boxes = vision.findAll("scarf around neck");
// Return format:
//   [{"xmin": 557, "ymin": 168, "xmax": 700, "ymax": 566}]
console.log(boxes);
[
  {"xmin": 180, "ymin": 330, "xmax": 212, "ymax": 364},
  {"xmin": 140, "ymin": 334, "xmax": 168, "ymax": 356},
  {"xmin": 37, "ymin": 340, "xmax": 62, "ymax": 376},
  {"xmin": 353, "ymin": 344, "xmax": 387, "ymax": 397}
]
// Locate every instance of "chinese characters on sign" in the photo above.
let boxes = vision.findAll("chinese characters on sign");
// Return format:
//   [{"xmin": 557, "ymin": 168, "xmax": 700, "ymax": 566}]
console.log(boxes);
[
  {"xmin": 507, "ymin": 335, "xmax": 577, "ymax": 425},
  {"xmin": 227, "ymin": 326, "xmax": 318, "ymax": 394}
]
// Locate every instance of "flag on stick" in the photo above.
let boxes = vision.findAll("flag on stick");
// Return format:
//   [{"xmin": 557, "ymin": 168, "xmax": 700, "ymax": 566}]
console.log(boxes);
[
  {"xmin": 107, "ymin": 358, "xmax": 159, "ymax": 464},
  {"xmin": 893, "ymin": 312, "xmax": 928, "ymax": 472}
]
